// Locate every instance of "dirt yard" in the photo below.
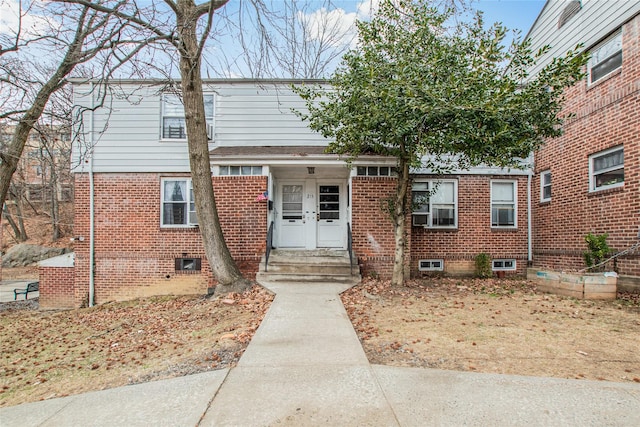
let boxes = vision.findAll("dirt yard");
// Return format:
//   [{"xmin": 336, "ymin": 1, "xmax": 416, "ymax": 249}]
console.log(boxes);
[
  {"xmin": 2, "ymin": 275, "xmax": 639, "ymax": 408},
  {"xmin": 342, "ymin": 278, "xmax": 640, "ymax": 383},
  {"xmin": 0, "ymin": 287, "xmax": 273, "ymax": 408}
]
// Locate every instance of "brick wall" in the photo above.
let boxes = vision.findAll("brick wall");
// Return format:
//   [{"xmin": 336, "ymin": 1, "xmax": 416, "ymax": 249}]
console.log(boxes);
[
  {"xmin": 39, "ymin": 266, "xmax": 76, "ymax": 309},
  {"xmin": 351, "ymin": 176, "xmax": 397, "ymax": 277},
  {"xmin": 73, "ymin": 173, "xmax": 267, "ymax": 306},
  {"xmin": 410, "ymin": 175, "xmax": 530, "ymax": 277},
  {"xmin": 352, "ymin": 174, "xmax": 530, "ymax": 278},
  {"xmin": 532, "ymin": 14, "xmax": 640, "ymax": 276}
]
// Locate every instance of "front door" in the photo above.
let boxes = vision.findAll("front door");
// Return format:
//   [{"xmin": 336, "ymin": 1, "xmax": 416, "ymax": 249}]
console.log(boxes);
[
  {"xmin": 276, "ymin": 180, "xmax": 346, "ymax": 249},
  {"xmin": 317, "ymin": 183, "xmax": 344, "ymax": 248}
]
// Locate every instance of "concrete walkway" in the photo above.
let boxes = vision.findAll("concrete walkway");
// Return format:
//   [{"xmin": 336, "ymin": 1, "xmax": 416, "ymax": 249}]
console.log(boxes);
[{"xmin": 1, "ymin": 281, "xmax": 639, "ymax": 426}]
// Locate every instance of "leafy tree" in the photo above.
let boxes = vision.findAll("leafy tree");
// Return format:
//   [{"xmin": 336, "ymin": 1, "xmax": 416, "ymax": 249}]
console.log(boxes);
[{"xmin": 296, "ymin": 0, "xmax": 587, "ymax": 285}]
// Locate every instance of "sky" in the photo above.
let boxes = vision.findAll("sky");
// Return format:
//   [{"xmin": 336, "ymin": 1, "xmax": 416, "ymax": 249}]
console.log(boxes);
[
  {"xmin": 474, "ymin": 0, "xmax": 546, "ymax": 36},
  {"xmin": 0, "ymin": 0, "xmax": 548, "ymax": 79}
]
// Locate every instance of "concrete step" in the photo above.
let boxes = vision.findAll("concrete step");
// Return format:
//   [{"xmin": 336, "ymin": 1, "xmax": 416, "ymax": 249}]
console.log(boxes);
[{"xmin": 258, "ymin": 249, "xmax": 361, "ymax": 284}]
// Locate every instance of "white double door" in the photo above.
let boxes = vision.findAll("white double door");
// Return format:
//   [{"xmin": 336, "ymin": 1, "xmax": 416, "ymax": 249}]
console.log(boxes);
[{"xmin": 276, "ymin": 179, "xmax": 346, "ymax": 249}]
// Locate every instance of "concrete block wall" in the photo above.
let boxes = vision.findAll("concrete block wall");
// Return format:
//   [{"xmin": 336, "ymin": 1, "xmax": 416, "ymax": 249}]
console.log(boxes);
[{"xmin": 532, "ymin": 14, "xmax": 640, "ymax": 277}]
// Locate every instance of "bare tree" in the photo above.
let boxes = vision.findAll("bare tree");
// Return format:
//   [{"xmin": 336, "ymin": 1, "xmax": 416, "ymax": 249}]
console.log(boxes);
[
  {"xmin": 65, "ymin": 0, "xmax": 253, "ymax": 294},
  {"xmin": 0, "ymin": 0, "xmax": 156, "ymax": 215}
]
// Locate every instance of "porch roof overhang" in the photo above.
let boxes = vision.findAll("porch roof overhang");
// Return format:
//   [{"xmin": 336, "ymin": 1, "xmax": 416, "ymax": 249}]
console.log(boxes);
[{"xmin": 209, "ymin": 146, "xmax": 395, "ymax": 166}]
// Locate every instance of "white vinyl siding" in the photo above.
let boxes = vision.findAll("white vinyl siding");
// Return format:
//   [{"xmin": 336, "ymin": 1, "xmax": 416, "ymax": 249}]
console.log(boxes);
[
  {"xmin": 589, "ymin": 146, "xmax": 624, "ymax": 192},
  {"xmin": 71, "ymin": 81, "xmax": 329, "ymax": 173},
  {"xmin": 412, "ymin": 180, "xmax": 457, "ymax": 228},
  {"xmin": 161, "ymin": 178, "xmax": 197, "ymax": 227},
  {"xmin": 525, "ymin": 1, "xmax": 640, "ymax": 78},
  {"xmin": 491, "ymin": 181, "xmax": 517, "ymax": 228}
]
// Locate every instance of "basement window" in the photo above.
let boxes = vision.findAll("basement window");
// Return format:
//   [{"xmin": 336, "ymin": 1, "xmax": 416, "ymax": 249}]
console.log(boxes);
[
  {"xmin": 492, "ymin": 259, "xmax": 516, "ymax": 271},
  {"xmin": 418, "ymin": 259, "xmax": 444, "ymax": 272},
  {"xmin": 175, "ymin": 258, "xmax": 201, "ymax": 272}
]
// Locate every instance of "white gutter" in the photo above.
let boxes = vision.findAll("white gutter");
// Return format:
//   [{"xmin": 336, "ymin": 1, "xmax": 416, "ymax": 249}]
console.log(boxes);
[
  {"xmin": 527, "ymin": 170, "xmax": 533, "ymax": 264},
  {"xmin": 89, "ymin": 84, "xmax": 95, "ymax": 307}
]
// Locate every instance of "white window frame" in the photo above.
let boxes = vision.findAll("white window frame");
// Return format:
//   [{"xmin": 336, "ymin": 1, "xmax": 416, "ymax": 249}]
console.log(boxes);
[
  {"xmin": 161, "ymin": 93, "xmax": 215, "ymax": 140},
  {"xmin": 418, "ymin": 259, "xmax": 444, "ymax": 272},
  {"xmin": 589, "ymin": 146, "xmax": 624, "ymax": 192},
  {"xmin": 161, "ymin": 178, "xmax": 198, "ymax": 227},
  {"xmin": 412, "ymin": 179, "xmax": 458, "ymax": 229},
  {"xmin": 491, "ymin": 180, "xmax": 517, "ymax": 228},
  {"xmin": 540, "ymin": 170, "xmax": 551, "ymax": 202},
  {"xmin": 492, "ymin": 259, "xmax": 516, "ymax": 271},
  {"xmin": 588, "ymin": 30, "xmax": 622, "ymax": 85},
  {"xmin": 356, "ymin": 166, "xmax": 397, "ymax": 177},
  {"xmin": 219, "ymin": 166, "xmax": 264, "ymax": 176}
]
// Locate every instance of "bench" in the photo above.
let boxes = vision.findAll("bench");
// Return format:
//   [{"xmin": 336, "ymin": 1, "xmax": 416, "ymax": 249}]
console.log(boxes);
[{"xmin": 14, "ymin": 282, "xmax": 39, "ymax": 300}]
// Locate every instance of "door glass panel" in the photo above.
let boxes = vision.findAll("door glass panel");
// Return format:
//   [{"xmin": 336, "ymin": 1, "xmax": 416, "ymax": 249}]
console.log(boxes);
[
  {"xmin": 319, "ymin": 185, "xmax": 340, "ymax": 220},
  {"xmin": 282, "ymin": 185, "xmax": 303, "ymax": 220}
]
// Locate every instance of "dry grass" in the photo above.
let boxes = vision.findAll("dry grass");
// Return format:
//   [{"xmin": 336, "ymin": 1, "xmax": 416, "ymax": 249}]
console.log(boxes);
[
  {"xmin": 0, "ymin": 287, "xmax": 273, "ymax": 407},
  {"xmin": 342, "ymin": 277, "xmax": 640, "ymax": 383}
]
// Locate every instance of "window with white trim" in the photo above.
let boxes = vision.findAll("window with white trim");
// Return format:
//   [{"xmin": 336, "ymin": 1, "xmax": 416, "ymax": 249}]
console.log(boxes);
[
  {"xmin": 356, "ymin": 166, "xmax": 397, "ymax": 176},
  {"xmin": 418, "ymin": 259, "xmax": 444, "ymax": 271},
  {"xmin": 492, "ymin": 259, "xmax": 516, "ymax": 271},
  {"xmin": 219, "ymin": 166, "xmax": 263, "ymax": 176},
  {"xmin": 588, "ymin": 31, "xmax": 622, "ymax": 84},
  {"xmin": 162, "ymin": 93, "xmax": 214, "ymax": 140},
  {"xmin": 491, "ymin": 181, "xmax": 517, "ymax": 228},
  {"xmin": 540, "ymin": 170, "xmax": 551, "ymax": 202},
  {"xmin": 412, "ymin": 180, "xmax": 457, "ymax": 228},
  {"xmin": 161, "ymin": 178, "xmax": 197, "ymax": 226},
  {"xmin": 589, "ymin": 146, "xmax": 624, "ymax": 191}
]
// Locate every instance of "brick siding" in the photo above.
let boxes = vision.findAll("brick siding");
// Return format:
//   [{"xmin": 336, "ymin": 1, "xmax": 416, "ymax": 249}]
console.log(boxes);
[
  {"xmin": 72, "ymin": 173, "xmax": 267, "ymax": 306},
  {"xmin": 39, "ymin": 266, "xmax": 75, "ymax": 309},
  {"xmin": 532, "ymin": 14, "xmax": 640, "ymax": 276},
  {"xmin": 352, "ymin": 174, "xmax": 530, "ymax": 278}
]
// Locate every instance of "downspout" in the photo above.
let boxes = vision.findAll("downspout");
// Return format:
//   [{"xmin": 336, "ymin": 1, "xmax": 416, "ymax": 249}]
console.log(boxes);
[
  {"xmin": 88, "ymin": 84, "xmax": 95, "ymax": 307},
  {"xmin": 527, "ymin": 170, "xmax": 533, "ymax": 266}
]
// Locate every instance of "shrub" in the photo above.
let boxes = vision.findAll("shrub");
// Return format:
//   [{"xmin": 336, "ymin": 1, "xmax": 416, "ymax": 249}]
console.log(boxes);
[
  {"xmin": 583, "ymin": 233, "xmax": 610, "ymax": 271},
  {"xmin": 475, "ymin": 253, "xmax": 492, "ymax": 278}
]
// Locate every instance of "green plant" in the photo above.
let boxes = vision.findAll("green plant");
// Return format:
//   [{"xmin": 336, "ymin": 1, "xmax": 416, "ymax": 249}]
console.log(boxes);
[
  {"xmin": 583, "ymin": 233, "xmax": 610, "ymax": 271},
  {"xmin": 475, "ymin": 253, "xmax": 492, "ymax": 279}
]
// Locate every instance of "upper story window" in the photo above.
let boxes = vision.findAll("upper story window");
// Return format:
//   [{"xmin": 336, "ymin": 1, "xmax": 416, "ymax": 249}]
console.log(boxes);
[
  {"xmin": 162, "ymin": 94, "xmax": 214, "ymax": 140},
  {"xmin": 412, "ymin": 180, "xmax": 457, "ymax": 228},
  {"xmin": 588, "ymin": 31, "xmax": 622, "ymax": 84},
  {"xmin": 491, "ymin": 180, "xmax": 517, "ymax": 228},
  {"xmin": 356, "ymin": 166, "xmax": 397, "ymax": 176},
  {"xmin": 589, "ymin": 146, "xmax": 624, "ymax": 192},
  {"xmin": 219, "ymin": 166, "xmax": 263, "ymax": 176},
  {"xmin": 540, "ymin": 170, "xmax": 551, "ymax": 202},
  {"xmin": 161, "ymin": 178, "xmax": 197, "ymax": 227}
]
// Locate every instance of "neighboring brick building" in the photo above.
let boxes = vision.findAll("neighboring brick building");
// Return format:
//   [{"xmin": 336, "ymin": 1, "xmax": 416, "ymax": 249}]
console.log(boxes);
[{"xmin": 527, "ymin": 2, "xmax": 640, "ymax": 280}]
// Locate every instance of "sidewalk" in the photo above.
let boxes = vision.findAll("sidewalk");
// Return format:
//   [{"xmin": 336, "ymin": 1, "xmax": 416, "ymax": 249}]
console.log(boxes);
[
  {"xmin": 1, "ymin": 280, "xmax": 639, "ymax": 426},
  {"xmin": 0, "ymin": 280, "xmax": 38, "ymax": 302}
]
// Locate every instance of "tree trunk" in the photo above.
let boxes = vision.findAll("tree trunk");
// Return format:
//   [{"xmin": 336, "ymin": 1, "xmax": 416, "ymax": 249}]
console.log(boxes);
[
  {"xmin": 176, "ymin": 0, "xmax": 252, "ymax": 295},
  {"xmin": 391, "ymin": 157, "xmax": 410, "ymax": 286},
  {"xmin": 2, "ymin": 203, "xmax": 26, "ymax": 242}
]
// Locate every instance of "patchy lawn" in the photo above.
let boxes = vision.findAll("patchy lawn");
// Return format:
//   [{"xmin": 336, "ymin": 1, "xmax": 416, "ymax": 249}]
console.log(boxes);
[
  {"xmin": 0, "ymin": 287, "xmax": 273, "ymax": 408},
  {"xmin": 342, "ymin": 278, "xmax": 640, "ymax": 383}
]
